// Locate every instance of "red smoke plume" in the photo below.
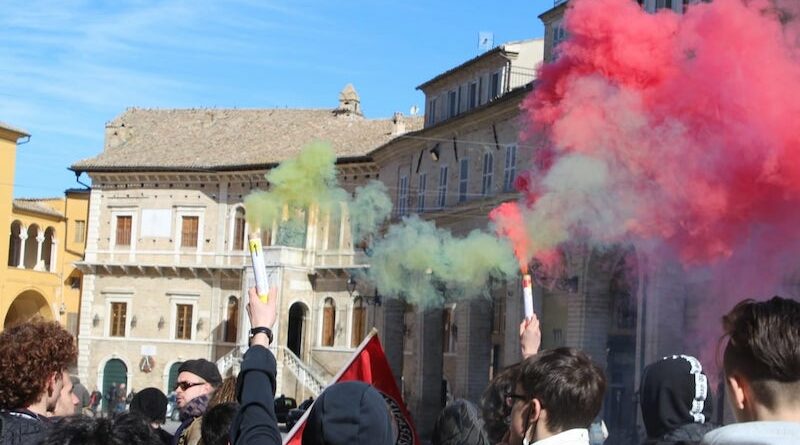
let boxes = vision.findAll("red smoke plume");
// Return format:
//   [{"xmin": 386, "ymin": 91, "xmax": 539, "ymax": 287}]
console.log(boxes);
[{"xmin": 494, "ymin": 0, "xmax": 800, "ymax": 272}]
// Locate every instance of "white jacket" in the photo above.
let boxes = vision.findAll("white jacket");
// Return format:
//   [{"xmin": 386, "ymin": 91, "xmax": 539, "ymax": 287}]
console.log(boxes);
[
  {"xmin": 701, "ymin": 421, "xmax": 800, "ymax": 445},
  {"xmin": 527, "ymin": 428, "xmax": 590, "ymax": 445}
]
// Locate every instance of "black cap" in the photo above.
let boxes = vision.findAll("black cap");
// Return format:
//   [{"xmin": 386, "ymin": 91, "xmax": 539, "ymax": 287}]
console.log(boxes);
[
  {"xmin": 130, "ymin": 387, "xmax": 168, "ymax": 423},
  {"xmin": 178, "ymin": 359, "xmax": 223, "ymax": 386}
]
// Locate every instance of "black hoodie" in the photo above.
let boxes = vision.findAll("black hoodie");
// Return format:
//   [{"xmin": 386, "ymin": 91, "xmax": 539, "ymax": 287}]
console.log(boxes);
[
  {"xmin": 640, "ymin": 355, "xmax": 717, "ymax": 445},
  {"xmin": 302, "ymin": 381, "xmax": 394, "ymax": 445}
]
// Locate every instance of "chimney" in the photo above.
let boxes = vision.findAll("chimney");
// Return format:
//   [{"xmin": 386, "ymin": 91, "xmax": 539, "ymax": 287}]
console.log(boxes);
[
  {"xmin": 336, "ymin": 84, "xmax": 362, "ymax": 117},
  {"xmin": 391, "ymin": 112, "xmax": 406, "ymax": 136}
]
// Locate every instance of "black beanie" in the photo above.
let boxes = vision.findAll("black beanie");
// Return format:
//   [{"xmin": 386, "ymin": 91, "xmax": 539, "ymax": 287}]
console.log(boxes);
[
  {"xmin": 178, "ymin": 359, "xmax": 223, "ymax": 386},
  {"xmin": 302, "ymin": 381, "xmax": 394, "ymax": 445},
  {"xmin": 129, "ymin": 387, "xmax": 168, "ymax": 423}
]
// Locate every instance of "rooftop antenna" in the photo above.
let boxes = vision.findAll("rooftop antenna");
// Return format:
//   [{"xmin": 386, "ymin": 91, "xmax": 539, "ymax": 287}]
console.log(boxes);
[{"xmin": 478, "ymin": 32, "xmax": 494, "ymax": 52}]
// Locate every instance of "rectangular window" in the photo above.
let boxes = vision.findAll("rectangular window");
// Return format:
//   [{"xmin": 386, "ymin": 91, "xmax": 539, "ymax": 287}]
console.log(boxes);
[
  {"xmin": 490, "ymin": 72, "xmax": 501, "ymax": 100},
  {"xmin": 175, "ymin": 304, "xmax": 193, "ymax": 340},
  {"xmin": 110, "ymin": 302, "xmax": 127, "ymax": 337},
  {"xmin": 427, "ymin": 98, "xmax": 438, "ymax": 125},
  {"xmin": 448, "ymin": 90, "xmax": 457, "ymax": 118},
  {"xmin": 416, "ymin": 173, "xmax": 427, "ymax": 213},
  {"xmin": 504, "ymin": 144, "xmax": 518, "ymax": 191},
  {"xmin": 181, "ymin": 216, "xmax": 199, "ymax": 248},
  {"xmin": 74, "ymin": 220, "xmax": 86, "ymax": 244},
  {"xmin": 482, "ymin": 153, "xmax": 494, "ymax": 196},
  {"xmin": 459, "ymin": 159, "xmax": 469, "ymax": 203},
  {"xmin": 469, "ymin": 82, "xmax": 478, "ymax": 109},
  {"xmin": 397, "ymin": 175, "xmax": 409, "ymax": 216},
  {"xmin": 115, "ymin": 216, "xmax": 132, "ymax": 246},
  {"xmin": 437, "ymin": 166, "xmax": 448, "ymax": 209},
  {"xmin": 478, "ymin": 77, "xmax": 484, "ymax": 106}
]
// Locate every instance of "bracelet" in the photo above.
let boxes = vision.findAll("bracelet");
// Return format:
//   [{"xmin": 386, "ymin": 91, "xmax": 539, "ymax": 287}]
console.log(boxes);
[{"xmin": 249, "ymin": 326, "xmax": 273, "ymax": 345}]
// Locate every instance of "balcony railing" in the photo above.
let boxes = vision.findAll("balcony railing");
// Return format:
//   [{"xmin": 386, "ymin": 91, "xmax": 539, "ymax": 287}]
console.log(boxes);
[{"xmin": 506, "ymin": 67, "xmax": 538, "ymax": 92}]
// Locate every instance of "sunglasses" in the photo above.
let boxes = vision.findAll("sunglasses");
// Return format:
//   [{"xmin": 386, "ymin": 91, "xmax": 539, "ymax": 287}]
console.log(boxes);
[
  {"xmin": 175, "ymin": 381, "xmax": 205, "ymax": 391},
  {"xmin": 504, "ymin": 392, "xmax": 528, "ymax": 407}
]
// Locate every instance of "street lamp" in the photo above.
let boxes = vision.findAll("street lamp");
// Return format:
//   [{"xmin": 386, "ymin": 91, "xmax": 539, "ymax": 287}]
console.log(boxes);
[{"xmin": 346, "ymin": 275, "xmax": 382, "ymax": 306}]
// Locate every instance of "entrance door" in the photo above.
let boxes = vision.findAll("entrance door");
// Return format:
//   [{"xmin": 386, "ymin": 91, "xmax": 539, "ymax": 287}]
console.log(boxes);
[
  {"xmin": 287, "ymin": 302, "xmax": 308, "ymax": 357},
  {"xmin": 102, "ymin": 359, "xmax": 127, "ymax": 412}
]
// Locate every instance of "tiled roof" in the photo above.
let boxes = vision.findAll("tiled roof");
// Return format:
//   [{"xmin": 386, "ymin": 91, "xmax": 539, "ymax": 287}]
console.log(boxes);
[
  {"xmin": 13, "ymin": 199, "xmax": 64, "ymax": 219},
  {"xmin": 71, "ymin": 108, "xmax": 423, "ymax": 172}
]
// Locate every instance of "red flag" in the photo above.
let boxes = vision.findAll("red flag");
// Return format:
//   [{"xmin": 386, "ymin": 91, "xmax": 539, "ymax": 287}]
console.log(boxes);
[{"xmin": 283, "ymin": 328, "xmax": 419, "ymax": 445}]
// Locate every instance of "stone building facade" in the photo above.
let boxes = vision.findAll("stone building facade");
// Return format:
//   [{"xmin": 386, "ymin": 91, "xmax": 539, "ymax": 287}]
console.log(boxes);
[{"xmin": 71, "ymin": 88, "xmax": 422, "ymax": 400}]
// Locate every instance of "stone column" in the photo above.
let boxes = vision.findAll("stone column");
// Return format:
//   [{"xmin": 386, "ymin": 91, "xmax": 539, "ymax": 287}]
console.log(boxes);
[
  {"xmin": 375, "ymin": 298, "xmax": 405, "ymax": 391},
  {"xmin": 454, "ymin": 299, "xmax": 492, "ymax": 403},
  {"xmin": 413, "ymin": 307, "xmax": 443, "ymax": 441},
  {"xmin": 49, "ymin": 240, "xmax": 58, "ymax": 272},
  {"xmin": 35, "ymin": 233, "xmax": 44, "ymax": 271},
  {"xmin": 17, "ymin": 232, "xmax": 27, "ymax": 268}
]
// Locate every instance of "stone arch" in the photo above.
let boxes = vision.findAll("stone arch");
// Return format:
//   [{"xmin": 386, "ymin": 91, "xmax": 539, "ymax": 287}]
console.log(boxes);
[
  {"xmin": 7, "ymin": 220, "xmax": 23, "ymax": 267},
  {"xmin": 287, "ymin": 301, "xmax": 310, "ymax": 358},
  {"xmin": 23, "ymin": 224, "xmax": 39, "ymax": 269},
  {"xmin": 42, "ymin": 226, "xmax": 56, "ymax": 272},
  {"xmin": 3, "ymin": 289, "xmax": 53, "ymax": 328}
]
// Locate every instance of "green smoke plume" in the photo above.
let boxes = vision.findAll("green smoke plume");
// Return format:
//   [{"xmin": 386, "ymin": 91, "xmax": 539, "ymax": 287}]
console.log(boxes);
[
  {"xmin": 244, "ymin": 142, "xmax": 392, "ymax": 247},
  {"xmin": 367, "ymin": 216, "xmax": 518, "ymax": 308}
]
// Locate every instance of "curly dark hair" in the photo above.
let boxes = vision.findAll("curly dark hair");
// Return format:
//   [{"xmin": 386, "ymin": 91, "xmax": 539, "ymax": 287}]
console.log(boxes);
[
  {"xmin": 0, "ymin": 320, "xmax": 77, "ymax": 409},
  {"xmin": 40, "ymin": 412, "xmax": 162, "ymax": 445},
  {"xmin": 480, "ymin": 363, "xmax": 520, "ymax": 444}
]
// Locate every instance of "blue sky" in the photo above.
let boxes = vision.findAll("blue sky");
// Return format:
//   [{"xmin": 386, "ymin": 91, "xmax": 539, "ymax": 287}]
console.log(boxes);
[{"xmin": 1, "ymin": 0, "xmax": 546, "ymax": 198}]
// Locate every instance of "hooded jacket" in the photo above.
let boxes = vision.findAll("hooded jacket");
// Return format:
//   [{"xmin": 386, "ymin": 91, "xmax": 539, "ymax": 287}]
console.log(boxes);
[
  {"xmin": 640, "ymin": 355, "xmax": 717, "ymax": 445},
  {"xmin": 302, "ymin": 381, "xmax": 394, "ymax": 445},
  {"xmin": 432, "ymin": 399, "xmax": 491, "ymax": 445}
]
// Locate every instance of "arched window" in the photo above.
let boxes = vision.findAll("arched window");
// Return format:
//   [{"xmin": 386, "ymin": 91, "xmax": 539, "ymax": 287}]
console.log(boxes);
[
  {"xmin": 233, "ymin": 207, "xmax": 246, "ymax": 251},
  {"xmin": 224, "ymin": 296, "xmax": 239, "ymax": 343},
  {"xmin": 7, "ymin": 221, "xmax": 22, "ymax": 267},
  {"xmin": 351, "ymin": 297, "xmax": 366, "ymax": 347},
  {"xmin": 24, "ymin": 225, "xmax": 39, "ymax": 269},
  {"xmin": 42, "ymin": 227, "xmax": 55, "ymax": 272},
  {"xmin": 322, "ymin": 298, "xmax": 336, "ymax": 347}
]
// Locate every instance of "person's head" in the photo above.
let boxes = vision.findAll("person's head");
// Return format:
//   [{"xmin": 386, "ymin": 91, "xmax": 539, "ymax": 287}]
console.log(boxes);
[
  {"xmin": 0, "ymin": 320, "xmax": 77, "ymax": 413},
  {"xmin": 480, "ymin": 364, "xmax": 520, "ymax": 444},
  {"xmin": 510, "ymin": 348, "xmax": 606, "ymax": 443},
  {"xmin": 432, "ymin": 399, "xmax": 491, "ymax": 445},
  {"xmin": 640, "ymin": 355, "xmax": 714, "ymax": 439},
  {"xmin": 208, "ymin": 376, "xmax": 237, "ymax": 408},
  {"xmin": 129, "ymin": 387, "xmax": 168, "ymax": 425},
  {"xmin": 303, "ymin": 381, "xmax": 394, "ymax": 445},
  {"xmin": 40, "ymin": 412, "xmax": 161, "ymax": 445},
  {"xmin": 201, "ymin": 402, "xmax": 239, "ymax": 445},
  {"xmin": 175, "ymin": 359, "xmax": 222, "ymax": 408},
  {"xmin": 51, "ymin": 370, "xmax": 79, "ymax": 417},
  {"xmin": 720, "ymin": 296, "xmax": 800, "ymax": 422}
]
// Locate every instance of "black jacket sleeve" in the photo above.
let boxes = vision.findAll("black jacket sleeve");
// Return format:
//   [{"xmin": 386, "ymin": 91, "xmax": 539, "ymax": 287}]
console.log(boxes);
[{"xmin": 230, "ymin": 345, "xmax": 282, "ymax": 445}]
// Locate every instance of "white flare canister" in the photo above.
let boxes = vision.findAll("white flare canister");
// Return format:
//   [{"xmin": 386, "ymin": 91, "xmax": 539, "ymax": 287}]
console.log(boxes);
[
  {"xmin": 249, "ymin": 236, "xmax": 270, "ymax": 302},
  {"xmin": 522, "ymin": 273, "xmax": 534, "ymax": 319}
]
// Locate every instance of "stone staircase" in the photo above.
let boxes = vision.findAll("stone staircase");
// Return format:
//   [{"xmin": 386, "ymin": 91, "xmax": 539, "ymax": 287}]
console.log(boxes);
[{"xmin": 215, "ymin": 345, "xmax": 328, "ymax": 397}]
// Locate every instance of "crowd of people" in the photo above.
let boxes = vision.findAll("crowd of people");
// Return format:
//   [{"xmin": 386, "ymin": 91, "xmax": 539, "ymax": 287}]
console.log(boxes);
[{"xmin": 0, "ymin": 290, "xmax": 798, "ymax": 445}]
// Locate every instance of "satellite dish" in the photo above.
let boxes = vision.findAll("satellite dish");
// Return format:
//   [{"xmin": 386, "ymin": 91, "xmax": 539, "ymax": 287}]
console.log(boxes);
[{"xmin": 410, "ymin": 105, "xmax": 419, "ymax": 116}]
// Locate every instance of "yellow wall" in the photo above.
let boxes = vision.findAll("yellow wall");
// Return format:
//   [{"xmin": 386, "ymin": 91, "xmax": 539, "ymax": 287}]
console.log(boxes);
[{"xmin": 0, "ymin": 123, "xmax": 89, "ymax": 334}]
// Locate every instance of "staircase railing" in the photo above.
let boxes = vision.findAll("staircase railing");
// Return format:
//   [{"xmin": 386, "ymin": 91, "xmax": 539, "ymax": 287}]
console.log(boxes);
[{"xmin": 280, "ymin": 346, "xmax": 327, "ymax": 396}]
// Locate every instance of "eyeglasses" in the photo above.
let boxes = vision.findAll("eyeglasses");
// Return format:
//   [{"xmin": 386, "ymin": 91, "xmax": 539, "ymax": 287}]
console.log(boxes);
[
  {"xmin": 504, "ymin": 392, "xmax": 528, "ymax": 408},
  {"xmin": 175, "ymin": 381, "xmax": 205, "ymax": 391}
]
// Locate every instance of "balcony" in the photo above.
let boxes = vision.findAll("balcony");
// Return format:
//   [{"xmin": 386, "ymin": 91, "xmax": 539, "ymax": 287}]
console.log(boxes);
[{"xmin": 506, "ymin": 67, "xmax": 537, "ymax": 92}]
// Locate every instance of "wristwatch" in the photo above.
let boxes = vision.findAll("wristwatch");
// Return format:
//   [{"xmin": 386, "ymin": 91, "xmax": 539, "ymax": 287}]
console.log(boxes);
[{"xmin": 249, "ymin": 326, "xmax": 273, "ymax": 345}]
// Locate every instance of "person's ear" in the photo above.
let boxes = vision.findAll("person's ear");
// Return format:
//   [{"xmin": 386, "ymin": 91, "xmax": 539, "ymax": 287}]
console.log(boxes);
[
  {"xmin": 529, "ymin": 398, "xmax": 542, "ymax": 423},
  {"xmin": 727, "ymin": 374, "xmax": 747, "ymax": 411},
  {"xmin": 46, "ymin": 371, "xmax": 59, "ymax": 397}
]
